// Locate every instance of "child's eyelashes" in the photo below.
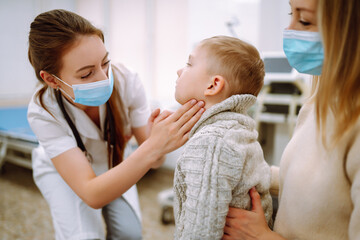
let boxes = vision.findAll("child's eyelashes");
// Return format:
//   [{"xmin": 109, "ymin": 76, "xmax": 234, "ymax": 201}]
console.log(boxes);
[{"xmin": 186, "ymin": 62, "xmax": 192, "ymax": 67}]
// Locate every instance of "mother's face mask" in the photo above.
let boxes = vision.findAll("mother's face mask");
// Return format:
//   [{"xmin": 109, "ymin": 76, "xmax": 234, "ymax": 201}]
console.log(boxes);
[
  {"xmin": 283, "ymin": 30, "xmax": 324, "ymax": 76},
  {"xmin": 53, "ymin": 65, "xmax": 114, "ymax": 106}
]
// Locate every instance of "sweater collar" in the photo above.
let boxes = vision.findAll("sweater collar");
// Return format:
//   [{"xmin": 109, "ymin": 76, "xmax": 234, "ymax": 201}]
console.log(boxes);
[{"xmin": 189, "ymin": 94, "xmax": 256, "ymax": 137}]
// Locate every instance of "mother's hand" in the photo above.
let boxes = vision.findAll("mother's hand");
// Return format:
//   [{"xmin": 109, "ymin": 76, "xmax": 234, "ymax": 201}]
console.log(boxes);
[
  {"xmin": 223, "ymin": 188, "xmax": 281, "ymax": 240},
  {"xmin": 147, "ymin": 99, "xmax": 204, "ymax": 157}
]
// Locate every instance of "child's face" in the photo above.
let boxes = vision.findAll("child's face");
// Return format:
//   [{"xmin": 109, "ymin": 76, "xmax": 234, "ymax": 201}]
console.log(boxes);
[{"xmin": 175, "ymin": 45, "xmax": 211, "ymax": 104}]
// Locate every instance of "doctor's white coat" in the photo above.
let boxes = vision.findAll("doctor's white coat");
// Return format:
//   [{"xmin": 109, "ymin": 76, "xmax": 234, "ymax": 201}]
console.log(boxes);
[{"xmin": 28, "ymin": 62, "xmax": 151, "ymax": 223}]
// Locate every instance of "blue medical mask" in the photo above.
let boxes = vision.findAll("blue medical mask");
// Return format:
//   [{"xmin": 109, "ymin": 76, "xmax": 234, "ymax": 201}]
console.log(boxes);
[
  {"xmin": 54, "ymin": 65, "xmax": 114, "ymax": 106},
  {"xmin": 283, "ymin": 29, "xmax": 324, "ymax": 75}
]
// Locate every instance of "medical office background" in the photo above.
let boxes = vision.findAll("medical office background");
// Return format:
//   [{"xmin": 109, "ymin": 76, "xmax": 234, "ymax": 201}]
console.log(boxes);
[
  {"xmin": 0, "ymin": 0, "xmax": 305, "ymax": 168},
  {"xmin": 1, "ymin": 0, "xmax": 311, "ymax": 238}
]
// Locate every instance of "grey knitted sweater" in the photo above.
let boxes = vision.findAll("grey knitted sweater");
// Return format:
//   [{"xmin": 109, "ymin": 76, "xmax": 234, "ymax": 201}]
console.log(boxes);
[{"xmin": 173, "ymin": 94, "xmax": 273, "ymax": 240}]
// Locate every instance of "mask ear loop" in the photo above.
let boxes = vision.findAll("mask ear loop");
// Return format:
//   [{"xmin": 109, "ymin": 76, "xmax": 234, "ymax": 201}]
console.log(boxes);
[{"xmin": 53, "ymin": 74, "xmax": 76, "ymax": 102}]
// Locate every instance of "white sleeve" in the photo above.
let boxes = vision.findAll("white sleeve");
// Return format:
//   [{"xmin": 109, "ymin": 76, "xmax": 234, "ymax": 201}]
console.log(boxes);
[{"xmin": 27, "ymin": 101, "xmax": 77, "ymax": 159}]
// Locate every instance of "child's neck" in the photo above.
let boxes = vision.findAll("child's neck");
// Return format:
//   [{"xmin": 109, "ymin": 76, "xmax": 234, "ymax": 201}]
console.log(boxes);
[{"xmin": 203, "ymin": 95, "xmax": 228, "ymax": 110}]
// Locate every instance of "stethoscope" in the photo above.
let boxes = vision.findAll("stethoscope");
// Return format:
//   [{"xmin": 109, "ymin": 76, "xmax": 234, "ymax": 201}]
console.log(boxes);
[{"xmin": 55, "ymin": 90, "xmax": 116, "ymax": 168}]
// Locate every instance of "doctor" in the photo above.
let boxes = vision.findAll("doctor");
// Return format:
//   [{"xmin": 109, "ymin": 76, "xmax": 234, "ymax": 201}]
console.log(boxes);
[
  {"xmin": 223, "ymin": 0, "xmax": 360, "ymax": 239},
  {"xmin": 27, "ymin": 9, "xmax": 204, "ymax": 240}
]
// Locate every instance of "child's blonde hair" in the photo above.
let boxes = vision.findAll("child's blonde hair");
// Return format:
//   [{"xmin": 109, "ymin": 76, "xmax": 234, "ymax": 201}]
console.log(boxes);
[{"xmin": 198, "ymin": 35, "xmax": 264, "ymax": 96}]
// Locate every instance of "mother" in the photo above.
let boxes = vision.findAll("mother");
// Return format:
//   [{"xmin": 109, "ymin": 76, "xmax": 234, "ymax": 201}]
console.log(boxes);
[{"xmin": 223, "ymin": 0, "xmax": 360, "ymax": 239}]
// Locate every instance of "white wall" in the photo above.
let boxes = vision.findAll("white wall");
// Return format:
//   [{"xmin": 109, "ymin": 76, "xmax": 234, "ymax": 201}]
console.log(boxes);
[
  {"xmin": 105, "ymin": 0, "xmax": 189, "ymax": 105},
  {"xmin": 0, "ymin": 0, "xmax": 290, "ymax": 105},
  {"xmin": 153, "ymin": 0, "xmax": 189, "ymax": 102},
  {"xmin": 0, "ymin": 0, "xmax": 76, "ymax": 105},
  {"xmin": 258, "ymin": 0, "xmax": 291, "ymax": 52},
  {"xmin": 107, "ymin": 0, "xmax": 149, "ymax": 93},
  {"xmin": 188, "ymin": 0, "xmax": 261, "ymax": 49}
]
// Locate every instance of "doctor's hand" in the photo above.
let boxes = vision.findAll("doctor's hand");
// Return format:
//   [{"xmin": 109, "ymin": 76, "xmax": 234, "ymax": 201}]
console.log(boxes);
[
  {"xmin": 146, "ymin": 99, "xmax": 204, "ymax": 163},
  {"xmin": 223, "ymin": 188, "xmax": 283, "ymax": 240},
  {"xmin": 146, "ymin": 108, "xmax": 163, "ymax": 137},
  {"xmin": 146, "ymin": 109, "xmax": 167, "ymax": 169},
  {"xmin": 151, "ymin": 155, "xmax": 166, "ymax": 169}
]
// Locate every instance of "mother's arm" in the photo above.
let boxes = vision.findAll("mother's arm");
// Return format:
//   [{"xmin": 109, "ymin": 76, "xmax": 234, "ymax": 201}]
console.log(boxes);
[
  {"xmin": 223, "ymin": 165, "xmax": 284, "ymax": 240},
  {"xmin": 223, "ymin": 188, "xmax": 286, "ymax": 240},
  {"xmin": 270, "ymin": 166, "xmax": 280, "ymax": 196}
]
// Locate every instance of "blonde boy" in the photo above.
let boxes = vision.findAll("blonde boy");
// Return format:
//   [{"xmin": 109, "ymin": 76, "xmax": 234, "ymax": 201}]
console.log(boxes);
[{"xmin": 173, "ymin": 35, "xmax": 272, "ymax": 239}]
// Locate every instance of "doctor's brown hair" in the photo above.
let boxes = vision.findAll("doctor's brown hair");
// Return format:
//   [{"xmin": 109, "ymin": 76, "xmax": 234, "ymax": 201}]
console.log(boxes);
[
  {"xmin": 28, "ymin": 9, "xmax": 126, "ymax": 167},
  {"xmin": 198, "ymin": 36, "xmax": 264, "ymax": 97}
]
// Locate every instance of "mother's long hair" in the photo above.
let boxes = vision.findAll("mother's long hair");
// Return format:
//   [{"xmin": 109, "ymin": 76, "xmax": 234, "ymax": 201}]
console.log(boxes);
[{"xmin": 312, "ymin": 0, "xmax": 360, "ymax": 146}]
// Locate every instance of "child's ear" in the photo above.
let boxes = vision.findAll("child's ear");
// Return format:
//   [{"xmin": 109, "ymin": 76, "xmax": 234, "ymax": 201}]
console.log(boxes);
[
  {"xmin": 40, "ymin": 70, "xmax": 59, "ymax": 89},
  {"xmin": 204, "ymin": 75, "xmax": 225, "ymax": 96}
]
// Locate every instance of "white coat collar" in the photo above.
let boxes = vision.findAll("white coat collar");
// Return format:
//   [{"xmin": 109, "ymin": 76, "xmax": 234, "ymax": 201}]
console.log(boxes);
[{"xmin": 61, "ymin": 95, "xmax": 106, "ymax": 140}]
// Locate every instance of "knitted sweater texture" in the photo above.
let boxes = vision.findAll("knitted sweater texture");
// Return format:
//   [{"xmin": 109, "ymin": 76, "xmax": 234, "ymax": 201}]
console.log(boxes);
[{"xmin": 173, "ymin": 94, "xmax": 272, "ymax": 240}]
